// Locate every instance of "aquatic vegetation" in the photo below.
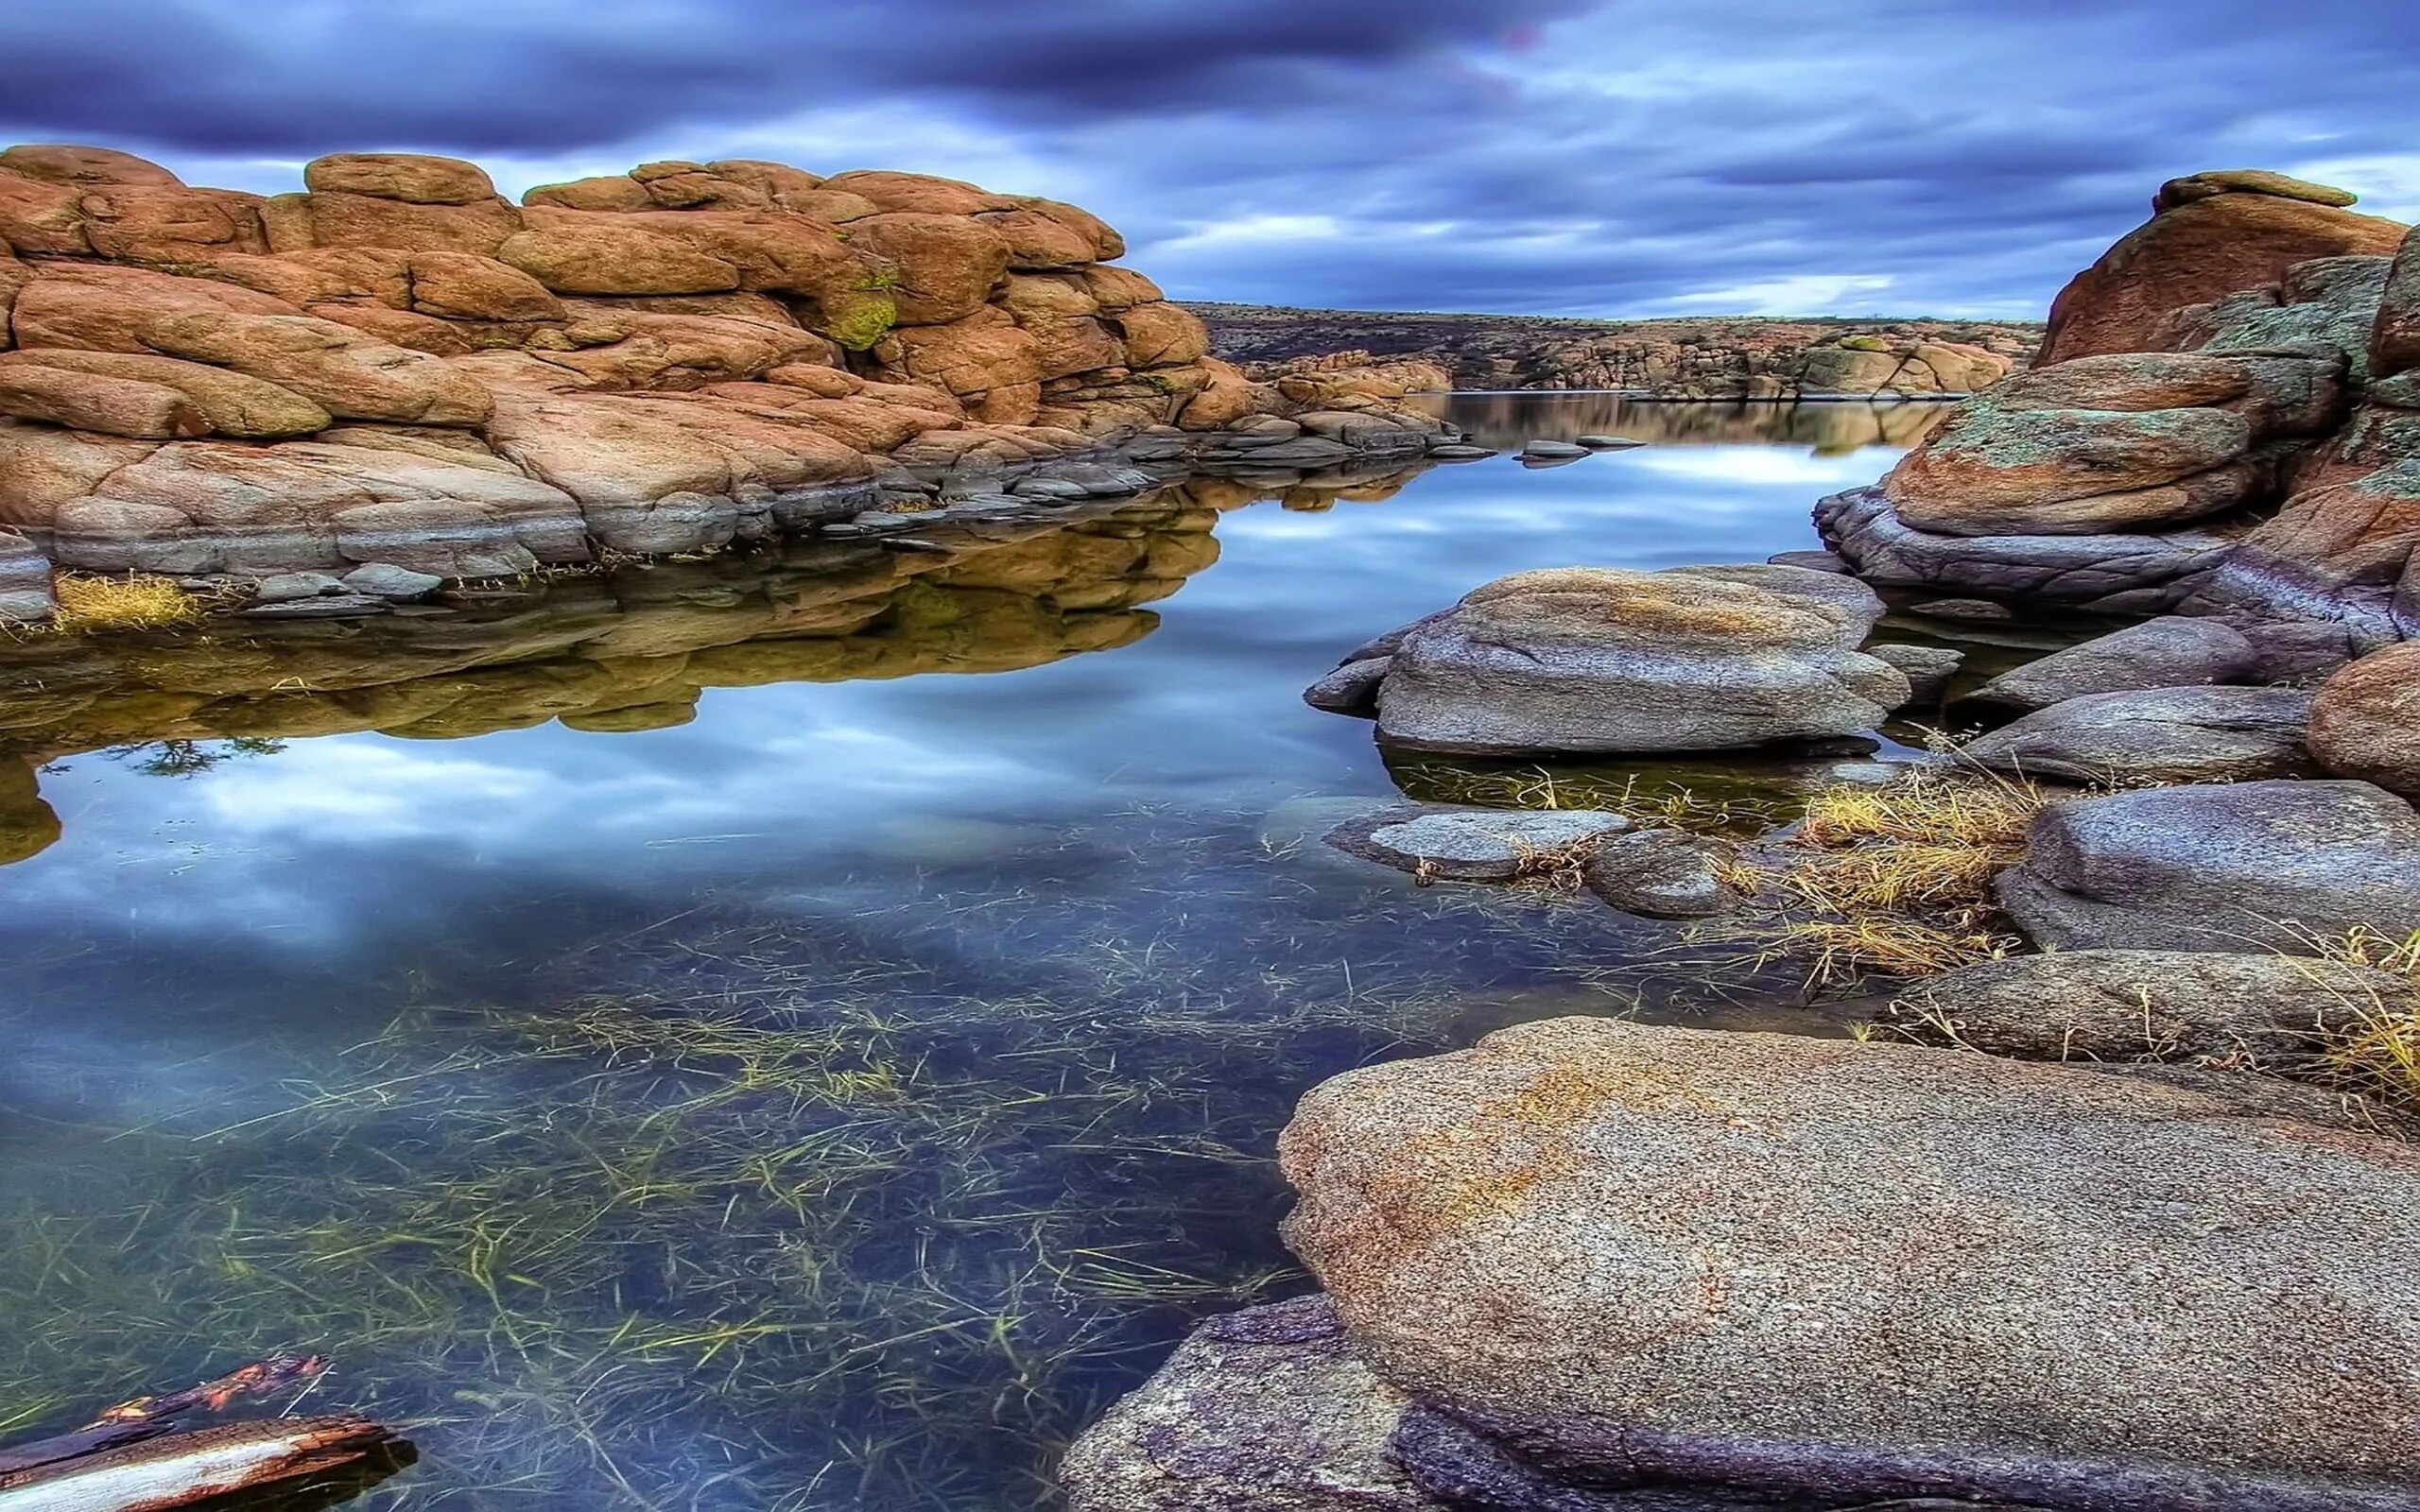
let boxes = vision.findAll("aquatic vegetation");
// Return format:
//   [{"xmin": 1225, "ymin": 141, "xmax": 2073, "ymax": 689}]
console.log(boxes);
[
  {"xmin": 47, "ymin": 574, "xmax": 204, "ymax": 635},
  {"xmin": 0, "ymin": 798, "xmax": 1781, "ymax": 1512}
]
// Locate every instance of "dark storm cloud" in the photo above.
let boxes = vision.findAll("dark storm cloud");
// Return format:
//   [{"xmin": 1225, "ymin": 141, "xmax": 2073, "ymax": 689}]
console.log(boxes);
[{"xmin": 3, "ymin": 0, "xmax": 2412, "ymax": 317}]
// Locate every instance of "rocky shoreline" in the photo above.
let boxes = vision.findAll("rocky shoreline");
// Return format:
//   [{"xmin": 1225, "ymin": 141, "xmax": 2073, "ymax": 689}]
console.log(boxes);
[
  {"xmin": 0, "ymin": 145, "xmax": 1461, "ymax": 620},
  {"xmin": 1192, "ymin": 304, "xmax": 2039, "ymax": 399},
  {"xmin": 1065, "ymin": 168, "xmax": 2420, "ymax": 1510}
]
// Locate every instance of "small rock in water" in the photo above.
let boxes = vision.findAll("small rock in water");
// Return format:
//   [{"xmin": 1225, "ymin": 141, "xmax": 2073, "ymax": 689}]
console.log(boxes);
[
  {"xmin": 1325, "ymin": 805, "xmax": 1631, "ymax": 882},
  {"xmin": 1573, "ymin": 434, "xmax": 1643, "ymax": 449},
  {"xmin": 341, "ymin": 562, "xmax": 444, "ymax": 600},
  {"xmin": 1582, "ymin": 830, "xmax": 1731, "ymax": 918},
  {"xmin": 251, "ymin": 571, "xmax": 346, "ymax": 603},
  {"xmin": 1520, "ymin": 438, "xmax": 1589, "ymax": 462},
  {"xmin": 1426, "ymin": 444, "xmax": 1495, "ymax": 461},
  {"xmin": 238, "ymin": 593, "xmax": 389, "ymax": 619}
]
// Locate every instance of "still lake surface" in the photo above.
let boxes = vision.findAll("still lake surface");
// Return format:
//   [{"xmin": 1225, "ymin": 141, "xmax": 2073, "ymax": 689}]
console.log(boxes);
[{"xmin": 0, "ymin": 397, "xmax": 1964, "ymax": 1510}]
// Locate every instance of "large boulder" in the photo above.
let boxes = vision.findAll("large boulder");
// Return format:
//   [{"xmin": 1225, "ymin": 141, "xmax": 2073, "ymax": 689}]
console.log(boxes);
[
  {"xmin": 2309, "ymin": 642, "xmax": 2420, "ymax": 800},
  {"xmin": 1997, "ymin": 780, "xmax": 2420, "ymax": 953},
  {"xmin": 1885, "ymin": 403, "xmax": 2255, "ymax": 536},
  {"xmin": 1959, "ymin": 684, "xmax": 2315, "ymax": 784},
  {"xmin": 1355, "ymin": 563, "xmax": 1908, "ymax": 755},
  {"xmin": 2041, "ymin": 172, "xmax": 2408, "ymax": 364},
  {"xmin": 1276, "ymin": 1015, "xmax": 2420, "ymax": 1509},
  {"xmin": 1973, "ymin": 615, "xmax": 2258, "ymax": 707},
  {"xmin": 495, "ymin": 221, "xmax": 742, "ymax": 296}
]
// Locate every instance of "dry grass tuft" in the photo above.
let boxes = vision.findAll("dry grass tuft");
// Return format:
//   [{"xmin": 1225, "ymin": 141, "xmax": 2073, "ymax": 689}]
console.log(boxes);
[
  {"xmin": 2310, "ymin": 925, "xmax": 2420, "ymax": 1108},
  {"xmin": 1741, "ymin": 767, "xmax": 2064, "ymax": 982},
  {"xmin": 50, "ymin": 572, "xmax": 203, "ymax": 633}
]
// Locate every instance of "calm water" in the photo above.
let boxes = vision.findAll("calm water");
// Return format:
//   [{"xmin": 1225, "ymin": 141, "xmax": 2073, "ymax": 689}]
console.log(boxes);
[{"xmin": 0, "ymin": 398, "xmax": 1966, "ymax": 1511}]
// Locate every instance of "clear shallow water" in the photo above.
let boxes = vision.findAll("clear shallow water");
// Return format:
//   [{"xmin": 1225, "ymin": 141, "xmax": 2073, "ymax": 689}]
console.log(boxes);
[{"xmin": 0, "ymin": 398, "xmax": 1956, "ymax": 1511}]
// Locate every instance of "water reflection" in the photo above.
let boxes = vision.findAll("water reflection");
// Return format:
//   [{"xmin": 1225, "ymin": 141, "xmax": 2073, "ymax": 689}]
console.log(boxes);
[
  {"xmin": 1423, "ymin": 390, "xmax": 1953, "ymax": 454},
  {"xmin": 0, "ymin": 400, "xmax": 1950, "ymax": 1512}
]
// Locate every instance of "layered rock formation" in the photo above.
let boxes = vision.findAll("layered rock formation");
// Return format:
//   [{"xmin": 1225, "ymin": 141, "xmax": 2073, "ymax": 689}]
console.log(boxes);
[
  {"xmin": 1197, "ymin": 307, "xmax": 2033, "ymax": 397},
  {"xmin": 0, "ymin": 144, "xmax": 1453, "ymax": 617},
  {"xmin": 1821, "ymin": 170, "xmax": 2420, "ymax": 662}
]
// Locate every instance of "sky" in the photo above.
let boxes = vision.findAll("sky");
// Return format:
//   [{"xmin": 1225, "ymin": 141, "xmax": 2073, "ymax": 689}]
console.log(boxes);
[{"xmin": 3, "ymin": 0, "xmax": 2415, "ymax": 319}]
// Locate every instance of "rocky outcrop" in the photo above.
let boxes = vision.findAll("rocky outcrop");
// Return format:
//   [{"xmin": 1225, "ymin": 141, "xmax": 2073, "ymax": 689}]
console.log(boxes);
[
  {"xmin": 1074, "ymin": 1017, "xmax": 2420, "ymax": 1510},
  {"xmin": 2042, "ymin": 171, "xmax": 2408, "ymax": 364},
  {"xmin": 0, "ymin": 145, "xmax": 1453, "ymax": 607},
  {"xmin": 1823, "ymin": 172, "xmax": 2420, "ymax": 660},
  {"xmin": 1996, "ymin": 779, "xmax": 2420, "ymax": 953},
  {"xmin": 1193, "ymin": 307, "xmax": 2038, "ymax": 397},
  {"xmin": 1322, "ymin": 563, "xmax": 1909, "ymax": 756}
]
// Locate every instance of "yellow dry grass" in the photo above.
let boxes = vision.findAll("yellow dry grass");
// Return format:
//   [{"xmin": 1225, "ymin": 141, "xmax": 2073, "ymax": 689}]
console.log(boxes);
[
  {"xmin": 50, "ymin": 572, "xmax": 202, "ymax": 633},
  {"xmin": 2310, "ymin": 925, "xmax": 2420, "ymax": 1108},
  {"xmin": 1748, "ymin": 768, "xmax": 2063, "ymax": 981}
]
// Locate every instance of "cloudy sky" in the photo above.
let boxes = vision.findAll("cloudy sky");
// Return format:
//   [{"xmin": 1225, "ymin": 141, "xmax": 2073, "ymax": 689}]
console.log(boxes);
[{"xmin": 5, "ymin": 0, "xmax": 2414, "ymax": 318}]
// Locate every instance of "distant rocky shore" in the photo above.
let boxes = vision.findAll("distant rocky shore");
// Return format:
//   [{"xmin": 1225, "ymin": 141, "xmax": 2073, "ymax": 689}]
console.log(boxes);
[
  {"xmin": 1192, "ymin": 302, "xmax": 2039, "ymax": 398},
  {"xmin": 1068, "ymin": 168, "xmax": 2420, "ymax": 1511},
  {"xmin": 0, "ymin": 145, "xmax": 1458, "ymax": 620}
]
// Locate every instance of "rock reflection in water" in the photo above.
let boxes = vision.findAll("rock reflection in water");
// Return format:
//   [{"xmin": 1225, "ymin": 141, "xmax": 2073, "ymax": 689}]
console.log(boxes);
[{"xmin": 1421, "ymin": 391, "xmax": 1953, "ymax": 454}]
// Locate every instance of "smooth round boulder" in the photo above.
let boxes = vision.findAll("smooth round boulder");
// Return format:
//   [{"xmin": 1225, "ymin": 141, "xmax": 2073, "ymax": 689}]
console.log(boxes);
[
  {"xmin": 1323, "ymin": 805, "xmax": 1631, "ymax": 881},
  {"xmin": 1997, "ymin": 779, "xmax": 2420, "ymax": 954},
  {"xmin": 1279, "ymin": 1016, "xmax": 2420, "ymax": 1507},
  {"xmin": 2309, "ymin": 643, "xmax": 2420, "ymax": 800},
  {"xmin": 1369, "ymin": 564, "xmax": 1909, "ymax": 756}
]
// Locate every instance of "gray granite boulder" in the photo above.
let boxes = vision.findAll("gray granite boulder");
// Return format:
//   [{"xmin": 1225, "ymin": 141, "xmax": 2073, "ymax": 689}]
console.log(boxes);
[
  {"xmin": 0, "ymin": 530, "xmax": 54, "ymax": 622},
  {"xmin": 1973, "ymin": 615, "xmax": 2257, "ymax": 708},
  {"xmin": 1997, "ymin": 780, "xmax": 2420, "ymax": 953},
  {"xmin": 1059, "ymin": 1296, "xmax": 1439, "ymax": 1512},
  {"xmin": 1883, "ymin": 949, "xmax": 2414, "ymax": 1076},
  {"xmin": 1958, "ymin": 685, "xmax": 2315, "ymax": 784},
  {"xmin": 1364, "ymin": 564, "xmax": 1909, "ymax": 756},
  {"xmin": 1277, "ymin": 1016, "xmax": 2420, "ymax": 1511}
]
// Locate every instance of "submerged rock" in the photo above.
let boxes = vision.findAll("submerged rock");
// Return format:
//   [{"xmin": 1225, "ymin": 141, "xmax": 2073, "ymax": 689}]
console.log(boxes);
[
  {"xmin": 1958, "ymin": 684, "xmax": 2315, "ymax": 784},
  {"xmin": 1997, "ymin": 779, "xmax": 2420, "ymax": 953},
  {"xmin": 1352, "ymin": 564, "xmax": 1908, "ymax": 756},
  {"xmin": 1272, "ymin": 1015, "xmax": 2420, "ymax": 1510},
  {"xmin": 1323, "ymin": 805, "xmax": 1630, "ymax": 882}
]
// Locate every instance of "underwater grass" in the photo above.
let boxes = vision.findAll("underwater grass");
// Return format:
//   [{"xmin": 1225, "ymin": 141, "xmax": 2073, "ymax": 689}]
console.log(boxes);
[{"xmin": 0, "ymin": 802, "xmax": 1798, "ymax": 1512}]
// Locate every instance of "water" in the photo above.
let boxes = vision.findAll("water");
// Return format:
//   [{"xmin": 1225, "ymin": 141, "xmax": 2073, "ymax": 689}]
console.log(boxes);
[{"xmin": 0, "ymin": 397, "xmax": 1962, "ymax": 1511}]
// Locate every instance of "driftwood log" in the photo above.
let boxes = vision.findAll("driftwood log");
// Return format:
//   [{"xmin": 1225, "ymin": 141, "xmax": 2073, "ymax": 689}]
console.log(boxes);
[{"xmin": 0, "ymin": 1356, "xmax": 406, "ymax": 1512}]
